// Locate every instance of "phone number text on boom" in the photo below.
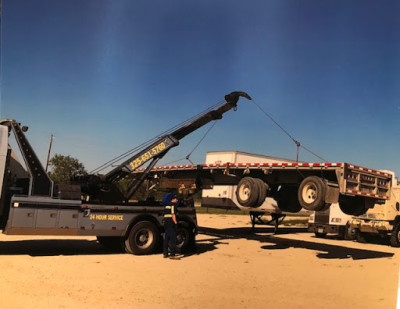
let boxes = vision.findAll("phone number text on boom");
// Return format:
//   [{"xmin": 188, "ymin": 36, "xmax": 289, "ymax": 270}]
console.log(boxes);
[{"xmin": 129, "ymin": 142, "xmax": 166, "ymax": 170}]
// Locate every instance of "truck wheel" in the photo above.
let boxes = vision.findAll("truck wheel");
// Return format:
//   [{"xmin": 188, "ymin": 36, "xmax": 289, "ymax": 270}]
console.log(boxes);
[
  {"xmin": 298, "ymin": 176, "xmax": 327, "ymax": 211},
  {"xmin": 344, "ymin": 224, "xmax": 356, "ymax": 240},
  {"xmin": 97, "ymin": 236, "xmax": 124, "ymax": 251},
  {"xmin": 125, "ymin": 221, "xmax": 160, "ymax": 255},
  {"xmin": 390, "ymin": 221, "xmax": 400, "ymax": 247},
  {"xmin": 176, "ymin": 225, "xmax": 193, "ymax": 253},
  {"xmin": 236, "ymin": 177, "xmax": 259, "ymax": 207}
]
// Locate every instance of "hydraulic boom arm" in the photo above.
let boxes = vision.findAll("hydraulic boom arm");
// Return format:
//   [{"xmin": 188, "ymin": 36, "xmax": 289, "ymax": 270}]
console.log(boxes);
[
  {"xmin": 103, "ymin": 91, "xmax": 251, "ymax": 200},
  {"xmin": 105, "ymin": 91, "xmax": 251, "ymax": 182}
]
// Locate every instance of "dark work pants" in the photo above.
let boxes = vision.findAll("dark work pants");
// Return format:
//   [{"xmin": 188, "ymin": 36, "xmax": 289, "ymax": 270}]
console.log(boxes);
[{"xmin": 163, "ymin": 224, "xmax": 177, "ymax": 256}]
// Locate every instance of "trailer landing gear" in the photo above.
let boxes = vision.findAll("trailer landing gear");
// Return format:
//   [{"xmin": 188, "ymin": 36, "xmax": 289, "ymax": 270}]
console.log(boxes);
[{"xmin": 249, "ymin": 212, "xmax": 286, "ymax": 234}]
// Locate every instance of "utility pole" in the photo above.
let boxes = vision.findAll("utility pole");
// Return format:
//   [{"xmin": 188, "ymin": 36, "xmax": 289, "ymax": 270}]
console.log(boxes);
[{"xmin": 45, "ymin": 134, "xmax": 54, "ymax": 172}]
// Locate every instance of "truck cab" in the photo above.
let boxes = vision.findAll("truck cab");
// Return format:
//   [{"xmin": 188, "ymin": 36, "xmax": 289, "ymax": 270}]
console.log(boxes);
[
  {"xmin": 308, "ymin": 203, "xmax": 355, "ymax": 240},
  {"xmin": 349, "ymin": 175, "xmax": 400, "ymax": 246}
]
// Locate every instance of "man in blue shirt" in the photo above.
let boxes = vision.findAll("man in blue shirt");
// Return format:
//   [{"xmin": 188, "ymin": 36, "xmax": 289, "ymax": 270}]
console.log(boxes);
[{"xmin": 162, "ymin": 193, "xmax": 180, "ymax": 260}]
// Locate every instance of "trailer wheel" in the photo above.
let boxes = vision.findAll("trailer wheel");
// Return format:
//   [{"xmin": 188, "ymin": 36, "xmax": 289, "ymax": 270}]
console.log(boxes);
[
  {"xmin": 125, "ymin": 221, "xmax": 160, "ymax": 255},
  {"xmin": 254, "ymin": 178, "xmax": 268, "ymax": 206},
  {"xmin": 236, "ymin": 177, "xmax": 259, "ymax": 207},
  {"xmin": 298, "ymin": 176, "xmax": 327, "ymax": 211},
  {"xmin": 390, "ymin": 221, "xmax": 400, "ymax": 247}
]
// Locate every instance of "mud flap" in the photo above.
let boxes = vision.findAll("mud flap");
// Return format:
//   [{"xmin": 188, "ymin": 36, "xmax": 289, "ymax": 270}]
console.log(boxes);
[{"xmin": 324, "ymin": 184, "xmax": 339, "ymax": 204}]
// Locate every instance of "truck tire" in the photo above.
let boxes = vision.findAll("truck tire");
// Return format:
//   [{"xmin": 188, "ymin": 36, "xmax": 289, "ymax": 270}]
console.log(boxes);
[
  {"xmin": 236, "ymin": 177, "xmax": 259, "ymax": 207},
  {"xmin": 176, "ymin": 226, "xmax": 189, "ymax": 252},
  {"xmin": 176, "ymin": 224, "xmax": 195, "ymax": 253},
  {"xmin": 125, "ymin": 221, "xmax": 160, "ymax": 255},
  {"xmin": 390, "ymin": 221, "xmax": 400, "ymax": 247},
  {"xmin": 298, "ymin": 176, "xmax": 327, "ymax": 211},
  {"xmin": 343, "ymin": 224, "xmax": 356, "ymax": 240}
]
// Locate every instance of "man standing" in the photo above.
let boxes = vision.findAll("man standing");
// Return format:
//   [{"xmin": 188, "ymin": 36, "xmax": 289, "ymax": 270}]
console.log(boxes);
[{"xmin": 162, "ymin": 193, "xmax": 180, "ymax": 260}]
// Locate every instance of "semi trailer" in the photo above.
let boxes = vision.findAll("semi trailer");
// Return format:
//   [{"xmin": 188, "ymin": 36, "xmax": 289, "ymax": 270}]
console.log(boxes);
[{"xmin": 133, "ymin": 153, "xmax": 393, "ymax": 223}]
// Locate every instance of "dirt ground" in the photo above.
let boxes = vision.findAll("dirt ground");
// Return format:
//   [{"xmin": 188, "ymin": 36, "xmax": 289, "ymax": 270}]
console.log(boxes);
[{"xmin": 0, "ymin": 213, "xmax": 398, "ymax": 309}]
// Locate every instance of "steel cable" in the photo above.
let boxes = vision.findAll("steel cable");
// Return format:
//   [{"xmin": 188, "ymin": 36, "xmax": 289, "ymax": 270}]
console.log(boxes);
[
  {"xmin": 164, "ymin": 120, "xmax": 218, "ymax": 165},
  {"xmin": 250, "ymin": 99, "xmax": 327, "ymax": 162}
]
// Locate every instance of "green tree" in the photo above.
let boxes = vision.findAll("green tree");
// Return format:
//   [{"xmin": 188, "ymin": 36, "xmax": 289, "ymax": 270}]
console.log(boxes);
[{"xmin": 48, "ymin": 154, "xmax": 87, "ymax": 184}]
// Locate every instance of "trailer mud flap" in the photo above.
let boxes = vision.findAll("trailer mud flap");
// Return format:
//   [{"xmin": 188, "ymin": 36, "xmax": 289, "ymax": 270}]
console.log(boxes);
[{"xmin": 325, "ymin": 184, "xmax": 339, "ymax": 204}]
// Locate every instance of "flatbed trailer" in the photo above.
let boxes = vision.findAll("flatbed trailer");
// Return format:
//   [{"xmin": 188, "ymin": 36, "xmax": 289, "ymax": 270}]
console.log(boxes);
[{"xmin": 134, "ymin": 160, "xmax": 392, "ymax": 216}]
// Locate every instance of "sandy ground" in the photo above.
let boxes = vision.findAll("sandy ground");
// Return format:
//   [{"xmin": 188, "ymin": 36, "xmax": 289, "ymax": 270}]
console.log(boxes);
[{"xmin": 0, "ymin": 213, "xmax": 398, "ymax": 309}]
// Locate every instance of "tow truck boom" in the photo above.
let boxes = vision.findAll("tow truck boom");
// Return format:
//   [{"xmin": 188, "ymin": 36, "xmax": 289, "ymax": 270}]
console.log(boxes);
[{"xmin": 83, "ymin": 91, "xmax": 252, "ymax": 202}]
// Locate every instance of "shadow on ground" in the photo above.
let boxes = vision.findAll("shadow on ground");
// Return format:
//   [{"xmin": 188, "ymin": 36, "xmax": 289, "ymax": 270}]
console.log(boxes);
[
  {"xmin": 0, "ymin": 239, "xmax": 122, "ymax": 257},
  {"xmin": 0, "ymin": 226, "xmax": 395, "ymax": 260},
  {"xmin": 196, "ymin": 226, "xmax": 395, "ymax": 260}
]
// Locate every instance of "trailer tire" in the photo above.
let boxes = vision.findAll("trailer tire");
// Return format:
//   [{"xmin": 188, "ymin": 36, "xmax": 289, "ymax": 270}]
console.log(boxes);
[
  {"xmin": 298, "ymin": 176, "xmax": 327, "ymax": 211},
  {"xmin": 254, "ymin": 179, "xmax": 268, "ymax": 206},
  {"xmin": 390, "ymin": 221, "xmax": 400, "ymax": 247},
  {"xmin": 236, "ymin": 177, "xmax": 259, "ymax": 207},
  {"xmin": 125, "ymin": 221, "xmax": 160, "ymax": 255}
]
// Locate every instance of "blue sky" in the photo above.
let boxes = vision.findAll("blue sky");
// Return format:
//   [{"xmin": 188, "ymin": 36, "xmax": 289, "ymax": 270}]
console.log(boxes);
[{"xmin": 1, "ymin": 0, "xmax": 400, "ymax": 176}]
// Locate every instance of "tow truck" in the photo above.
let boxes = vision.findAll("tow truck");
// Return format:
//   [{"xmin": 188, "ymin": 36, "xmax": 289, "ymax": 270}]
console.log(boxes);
[{"xmin": 0, "ymin": 91, "xmax": 251, "ymax": 255}]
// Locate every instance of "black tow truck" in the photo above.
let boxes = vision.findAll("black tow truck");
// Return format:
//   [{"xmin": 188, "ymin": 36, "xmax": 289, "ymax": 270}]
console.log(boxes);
[{"xmin": 0, "ymin": 91, "xmax": 251, "ymax": 254}]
